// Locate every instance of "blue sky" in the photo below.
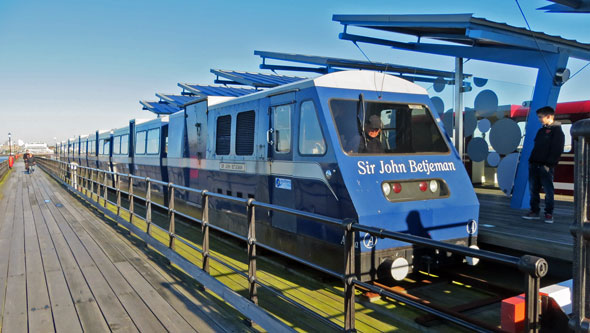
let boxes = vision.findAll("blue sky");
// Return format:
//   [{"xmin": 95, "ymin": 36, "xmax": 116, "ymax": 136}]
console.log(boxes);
[{"xmin": 0, "ymin": 0, "xmax": 588, "ymax": 144}]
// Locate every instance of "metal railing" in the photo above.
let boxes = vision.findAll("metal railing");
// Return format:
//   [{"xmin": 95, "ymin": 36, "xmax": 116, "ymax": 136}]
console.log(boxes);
[
  {"xmin": 570, "ymin": 119, "xmax": 590, "ymax": 333},
  {"xmin": 37, "ymin": 157, "xmax": 548, "ymax": 333},
  {"xmin": 0, "ymin": 159, "xmax": 10, "ymax": 181}
]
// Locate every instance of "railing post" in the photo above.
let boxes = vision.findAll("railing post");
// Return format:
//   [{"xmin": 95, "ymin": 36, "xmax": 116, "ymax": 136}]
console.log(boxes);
[
  {"xmin": 168, "ymin": 183, "xmax": 175, "ymax": 250},
  {"xmin": 128, "ymin": 177, "xmax": 134, "ymax": 224},
  {"xmin": 247, "ymin": 199, "xmax": 258, "ymax": 305},
  {"xmin": 145, "ymin": 178, "xmax": 152, "ymax": 235},
  {"xmin": 116, "ymin": 173, "xmax": 121, "ymax": 216},
  {"xmin": 518, "ymin": 255, "xmax": 548, "ymax": 333},
  {"xmin": 90, "ymin": 169, "xmax": 95, "ymax": 201},
  {"xmin": 201, "ymin": 191, "xmax": 210, "ymax": 274},
  {"xmin": 343, "ymin": 219, "xmax": 357, "ymax": 333},
  {"xmin": 70, "ymin": 163, "xmax": 77, "ymax": 187},
  {"xmin": 102, "ymin": 170, "xmax": 108, "ymax": 208},
  {"xmin": 570, "ymin": 120, "xmax": 590, "ymax": 332}
]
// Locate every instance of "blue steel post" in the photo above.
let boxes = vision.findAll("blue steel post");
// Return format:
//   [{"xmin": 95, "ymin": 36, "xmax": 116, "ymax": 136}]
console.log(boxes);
[{"xmin": 510, "ymin": 53, "xmax": 569, "ymax": 209}]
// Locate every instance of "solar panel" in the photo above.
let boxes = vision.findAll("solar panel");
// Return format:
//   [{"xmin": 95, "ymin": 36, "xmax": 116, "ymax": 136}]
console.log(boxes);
[
  {"xmin": 156, "ymin": 93, "xmax": 199, "ymax": 107},
  {"xmin": 140, "ymin": 100, "xmax": 180, "ymax": 115},
  {"xmin": 178, "ymin": 84, "xmax": 258, "ymax": 98},
  {"xmin": 211, "ymin": 69, "xmax": 306, "ymax": 88}
]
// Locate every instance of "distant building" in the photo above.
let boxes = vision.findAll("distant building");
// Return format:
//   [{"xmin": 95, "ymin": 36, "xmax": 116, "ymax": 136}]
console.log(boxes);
[{"xmin": 24, "ymin": 143, "xmax": 53, "ymax": 155}]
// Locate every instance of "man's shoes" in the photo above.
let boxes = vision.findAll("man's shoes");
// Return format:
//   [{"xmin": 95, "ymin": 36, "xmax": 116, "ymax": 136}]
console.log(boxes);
[
  {"xmin": 544, "ymin": 213, "xmax": 554, "ymax": 224},
  {"xmin": 522, "ymin": 211, "xmax": 540, "ymax": 220}
]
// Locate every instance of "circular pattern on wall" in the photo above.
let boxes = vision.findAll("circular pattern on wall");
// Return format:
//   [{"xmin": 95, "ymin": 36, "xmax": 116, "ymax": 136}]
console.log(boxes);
[
  {"xmin": 464, "ymin": 110, "xmax": 477, "ymax": 137},
  {"xmin": 487, "ymin": 152, "xmax": 500, "ymax": 167},
  {"xmin": 497, "ymin": 153, "xmax": 520, "ymax": 195},
  {"xmin": 477, "ymin": 118, "xmax": 491, "ymax": 133},
  {"xmin": 443, "ymin": 109, "xmax": 454, "ymax": 135},
  {"xmin": 467, "ymin": 137, "xmax": 488, "ymax": 162},
  {"xmin": 433, "ymin": 77, "xmax": 446, "ymax": 93},
  {"xmin": 474, "ymin": 89, "xmax": 499, "ymax": 117},
  {"xmin": 489, "ymin": 118, "xmax": 521, "ymax": 155},
  {"xmin": 473, "ymin": 77, "xmax": 488, "ymax": 87},
  {"xmin": 430, "ymin": 96, "xmax": 444, "ymax": 115}
]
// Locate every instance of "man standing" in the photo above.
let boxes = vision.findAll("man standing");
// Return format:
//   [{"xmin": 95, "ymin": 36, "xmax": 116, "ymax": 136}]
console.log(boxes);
[{"xmin": 522, "ymin": 106, "xmax": 565, "ymax": 223}]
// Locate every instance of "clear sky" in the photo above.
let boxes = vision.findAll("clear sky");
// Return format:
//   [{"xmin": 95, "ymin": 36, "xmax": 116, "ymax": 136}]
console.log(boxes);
[{"xmin": 0, "ymin": 0, "xmax": 588, "ymax": 144}]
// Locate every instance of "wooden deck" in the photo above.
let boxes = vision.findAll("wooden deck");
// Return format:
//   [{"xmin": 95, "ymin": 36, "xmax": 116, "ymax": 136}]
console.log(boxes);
[
  {"xmin": 0, "ymin": 163, "xmax": 251, "ymax": 332},
  {"xmin": 476, "ymin": 187, "xmax": 574, "ymax": 262}
]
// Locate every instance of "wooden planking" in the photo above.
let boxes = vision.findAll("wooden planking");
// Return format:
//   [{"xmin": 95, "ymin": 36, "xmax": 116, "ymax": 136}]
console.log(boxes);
[
  {"xmin": 49, "ymin": 183, "xmax": 247, "ymax": 333},
  {"xmin": 476, "ymin": 189, "xmax": 574, "ymax": 261},
  {"xmin": 0, "ymin": 171, "xmax": 17, "ymax": 324}
]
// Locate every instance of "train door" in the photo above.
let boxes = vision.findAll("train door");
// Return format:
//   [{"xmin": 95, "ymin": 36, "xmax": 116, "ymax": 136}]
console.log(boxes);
[{"xmin": 269, "ymin": 93, "xmax": 297, "ymax": 233}]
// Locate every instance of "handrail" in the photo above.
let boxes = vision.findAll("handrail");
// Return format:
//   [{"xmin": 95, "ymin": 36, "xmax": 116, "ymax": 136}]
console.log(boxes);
[
  {"xmin": 569, "ymin": 119, "xmax": 590, "ymax": 333},
  {"xmin": 36, "ymin": 157, "xmax": 547, "ymax": 333},
  {"xmin": 0, "ymin": 159, "xmax": 9, "ymax": 181}
]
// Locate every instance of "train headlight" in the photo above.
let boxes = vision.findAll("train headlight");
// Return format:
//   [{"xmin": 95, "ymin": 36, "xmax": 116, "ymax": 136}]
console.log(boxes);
[
  {"xmin": 382, "ymin": 183, "xmax": 391, "ymax": 196},
  {"xmin": 429, "ymin": 180, "xmax": 439, "ymax": 193}
]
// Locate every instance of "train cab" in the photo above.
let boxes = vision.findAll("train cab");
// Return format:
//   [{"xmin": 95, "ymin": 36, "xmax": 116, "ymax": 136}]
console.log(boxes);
[
  {"xmin": 97, "ymin": 130, "xmax": 112, "ymax": 172},
  {"xmin": 132, "ymin": 117, "xmax": 169, "ymax": 202}
]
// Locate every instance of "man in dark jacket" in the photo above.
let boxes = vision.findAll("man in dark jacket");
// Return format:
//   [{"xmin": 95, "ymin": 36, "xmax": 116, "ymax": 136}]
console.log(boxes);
[
  {"xmin": 359, "ymin": 115, "xmax": 386, "ymax": 154},
  {"xmin": 522, "ymin": 106, "xmax": 565, "ymax": 223}
]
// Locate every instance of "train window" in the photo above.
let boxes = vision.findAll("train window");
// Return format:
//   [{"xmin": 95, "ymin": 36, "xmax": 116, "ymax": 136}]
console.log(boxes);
[
  {"xmin": 136, "ymin": 131, "xmax": 146, "ymax": 155},
  {"xmin": 121, "ymin": 135, "xmax": 129, "ymax": 155},
  {"xmin": 330, "ymin": 99, "xmax": 449, "ymax": 155},
  {"xmin": 216, "ymin": 115, "xmax": 231, "ymax": 155},
  {"xmin": 89, "ymin": 140, "xmax": 95, "ymax": 154},
  {"xmin": 98, "ymin": 139, "xmax": 104, "ymax": 155},
  {"xmin": 273, "ymin": 104, "xmax": 291, "ymax": 153},
  {"xmin": 299, "ymin": 101, "xmax": 326, "ymax": 155},
  {"xmin": 113, "ymin": 136, "xmax": 121, "ymax": 155},
  {"xmin": 236, "ymin": 111, "xmax": 255, "ymax": 155},
  {"xmin": 81, "ymin": 142, "xmax": 86, "ymax": 154},
  {"xmin": 146, "ymin": 128, "xmax": 160, "ymax": 154},
  {"xmin": 103, "ymin": 140, "xmax": 110, "ymax": 155}
]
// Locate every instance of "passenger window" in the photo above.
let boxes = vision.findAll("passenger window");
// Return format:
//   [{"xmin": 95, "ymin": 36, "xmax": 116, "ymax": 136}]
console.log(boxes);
[
  {"xmin": 273, "ymin": 104, "xmax": 292, "ymax": 153},
  {"xmin": 103, "ymin": 140, "xmax": 110, "ymax": 155},
  {"xmin": 136, "ymin": 131, "xmax": 146, "ymax": 155},
  {"xmin": 299, "ymin": 101, "xmax": 326, "ymax": 155},
  {"xmin": 98, "ymin": 140, "xmax": 104, "ymax": 155},
  {"xmin": 216, "ymin": 115, "xmax": 231, "ymax": 155},
  {"xmin": 146, "ymin": 128, "xmax": 160, "ymax": 154},
  {"xmin": 236, "ymin": 111, "xmax": 255, "ymax": 156},
  {"xmin": 113, "ymin": 136, "xmax": 121, "ymax": 155},
  {"xmin": 121, "ymin": 135, "xmax": 129, "ymax": 155}
]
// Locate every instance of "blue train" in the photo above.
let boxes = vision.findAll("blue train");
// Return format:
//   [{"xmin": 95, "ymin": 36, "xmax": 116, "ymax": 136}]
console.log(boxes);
[{"xmin": 57, "ymin": 70, "xmax": 479, "ymax": 282}]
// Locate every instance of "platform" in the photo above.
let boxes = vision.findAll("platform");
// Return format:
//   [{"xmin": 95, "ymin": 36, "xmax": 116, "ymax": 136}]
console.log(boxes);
[
  {"xmin": 0, "ymin": 163, "xmax": 250, "ymax": 332},
  {"xmin": 476, "ymin": 187, "xmax": 574, "ymax": 262}
]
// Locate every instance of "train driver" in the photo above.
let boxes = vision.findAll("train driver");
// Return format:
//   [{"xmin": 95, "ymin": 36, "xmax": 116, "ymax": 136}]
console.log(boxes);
[{"xmin": 359, "ymin": 115, "xmax": 386, "ymax": 154}]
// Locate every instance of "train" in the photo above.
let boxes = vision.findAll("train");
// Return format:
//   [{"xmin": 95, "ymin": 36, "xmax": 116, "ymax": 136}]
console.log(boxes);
[{"xmin": 57, "ymin": 70, "xmax": 479, "ymax": 282}]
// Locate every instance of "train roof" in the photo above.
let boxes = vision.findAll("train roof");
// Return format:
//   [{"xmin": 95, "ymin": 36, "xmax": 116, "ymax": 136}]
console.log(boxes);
[
  {"xmin": 209, "ymin": 70, "xmax": 428, "ymax": 110},
  {"xmin": 211, "ymin": 69, "xmax": 306, "ymax": 88}
]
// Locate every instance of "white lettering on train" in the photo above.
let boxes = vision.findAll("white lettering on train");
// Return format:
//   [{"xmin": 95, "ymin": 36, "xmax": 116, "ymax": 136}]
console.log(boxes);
[{"xmin": 357, "ymin": 159, "xmax": 456, "ymax": 176}]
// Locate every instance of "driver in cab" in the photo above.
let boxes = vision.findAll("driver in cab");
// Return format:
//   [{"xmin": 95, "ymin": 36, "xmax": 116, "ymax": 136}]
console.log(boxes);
[{"xmin": 360, "ymin": 115, "xmax": 386, "ymax": 154}]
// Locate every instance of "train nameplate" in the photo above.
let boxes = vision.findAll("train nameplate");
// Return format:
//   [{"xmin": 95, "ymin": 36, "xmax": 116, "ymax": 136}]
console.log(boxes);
[
  {"xmin": 275, "ymin": 178, "xmax": 292, "ymax": 190},
  {"xmin": 220, "ymin": 162, "xmax": 246, "ymax": 172}
]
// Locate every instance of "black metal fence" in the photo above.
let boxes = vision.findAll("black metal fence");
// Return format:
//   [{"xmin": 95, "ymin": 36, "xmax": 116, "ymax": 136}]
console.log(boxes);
[
  {"xmin": 570, "ymin": 119, "xmax": 590, "ymax": 333},
  {"xmin": 0, "ymin": 159, "xmax": 10, "ymax": 181},
  {"xmin": 37, "ymin": 157, "xmax": 548, "ymax": 333}
]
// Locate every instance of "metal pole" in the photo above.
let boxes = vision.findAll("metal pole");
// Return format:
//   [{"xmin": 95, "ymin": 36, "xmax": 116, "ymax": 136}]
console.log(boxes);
[
  {"xmin": 128, "ymin": 177, "xmax": 134, "ymax": 224},
  {"xmin": 168, "ymin": 183, "xmax": 175, "ymax": 250},
  {"xmin": 247, "ymin": 199, "xmax": 258, "ymax": 305},
  {"xmin": 90, "ymin": 169, "xmax": 95, "ymax": 201},
  {"xmin": 343, "ymin": 219, "xmax": 357, "ymax": 332},
  {"xmin": 201, "ymin": 191, "xmax": 210, "ymax": 274},
  {"xmin": 570, "ymin": 120, "xmax": 590, "ymax": 332},
  {"xmin": 145, "ymin": 178, "xmax": 152, "ymax": 235},
  {"xmin": 102, "ymin": 170, "xmax": 108, "ymax": 208},
  {"xmin": 518, "ymin": 255, "xmax": 548, "ymax": 333},
  {"xmin": 454, "ymin": 57, "xmax": 464, "ymax": 161},
  {"xmin": 116, "ymin": 173, "xmax": 121, "ymax": 216},
  {"xmin": 8, "ymin": 133, "xmax": 11, "ymax": 157}
]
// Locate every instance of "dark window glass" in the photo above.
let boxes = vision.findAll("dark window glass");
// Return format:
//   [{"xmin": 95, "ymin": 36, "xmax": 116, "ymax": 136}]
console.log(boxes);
[
  {"xmin": 146, "ymin": 128, "xmax": 160, "ymax": 154},
  {"xmin": 216, "ymin": 115, "xmax": 231, "ymax": 155},
  {"xmin": 236, "ymin": 111, "xmax": 255, "ymax": 156},
  {"xmin": 121, "ymin": 134, "xmax": 129, "ymax": 155},
  {"xmin": 113, "ymin": 136, "xmax": 121, "ymax": 155},
  {"xmin": 136, "ymin": 131, "xmax": 146, "ymax": 154},
  {"xmin": 329, "ymin": 99, "xmax": 448, "ymax": 155},
  {"xmin": 299, "ymin": 101, "xmax": 326, "ymax": 155}
]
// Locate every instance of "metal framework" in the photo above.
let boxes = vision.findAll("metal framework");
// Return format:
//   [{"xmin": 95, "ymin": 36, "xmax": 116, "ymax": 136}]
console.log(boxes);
[
  {"xmin": 570, "ymin": 119, "xmax": 590, "ymax": 332},
  {"xmin": 140, "ymin": 100, "xmax": 180, "ymax": 115},
  {"xmin": 211, "ymin": 69, "xmax": 305, "ymax": 88},
  {"xmin": 37, "ymin": 157, "xmax": 549, "ymax": 333},
  {"xmin": 332, "ymin": 13, "xmax": 590, "ymax": 209}
]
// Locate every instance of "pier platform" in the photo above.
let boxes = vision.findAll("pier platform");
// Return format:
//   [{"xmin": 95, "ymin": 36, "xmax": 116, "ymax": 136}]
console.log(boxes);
[
  {"xmin": 477, "ymin": 187, "xmax": 574, "ymax": 262},
  {"xmin": 0, "ymin": 163, "xmax": 250, "ymax": 332}
]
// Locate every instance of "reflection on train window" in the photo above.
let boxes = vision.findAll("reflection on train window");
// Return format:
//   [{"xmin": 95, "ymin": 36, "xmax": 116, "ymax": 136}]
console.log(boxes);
[
  {"xmin": 216, "ymin": 115, "xmax": 231, "ymax": 155},
  {"xmin": 273, "ymin": 104, "xmax": 291, "ymax": 153},
  {"xmin": 89, "ymin": 140, "xmax": 95, "ymax": 154},
  {"xmin": 81, "ymin": 141, "xmax": 86, "ymax": 154},
  {"xmin": 113, "ymin": 136, "xmax": 121, "ymax": 155},
  {"xmin": 121, "ymin": 134, "xmax": 129, "ymax": 155},
  {"xmin": 146, "ymin": 128, "xmax": 160, "ymax": 154},
  {"xmin": 329, "ymin": 99, "xmax": 449, "ymax": 155},
  {"xmin": 136, "ymin": 131, "xmax": 146, "ymax": 155},
  {"xmin": 561, "ymin": 122, "xmax": 572, "ymax": 152},
  {"xmin": 103, "ymin": 140, "xmax": 110, "ymax": 155},
  {"xmin": 236, "ymin": 111, "xmax": 255, "ymax": 156},
  {"xmin": 98, "ymin": 139, "xmax": 104, "ymax": 155},
  {"xmin": 299, "ymin": 101, "xmax": 326, "ymax": 155}
]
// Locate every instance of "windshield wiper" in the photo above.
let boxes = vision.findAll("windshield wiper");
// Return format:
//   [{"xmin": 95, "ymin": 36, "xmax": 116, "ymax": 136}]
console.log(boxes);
[{"xmin": 357, "ymin": 93, "xmax": 368, "ymax": 148}]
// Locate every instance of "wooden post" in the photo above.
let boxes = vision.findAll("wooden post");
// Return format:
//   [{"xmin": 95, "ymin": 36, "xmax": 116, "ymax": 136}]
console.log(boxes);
[{"xmin": 201, "ymin": 191, "xmax": 210, "ymax": 274}]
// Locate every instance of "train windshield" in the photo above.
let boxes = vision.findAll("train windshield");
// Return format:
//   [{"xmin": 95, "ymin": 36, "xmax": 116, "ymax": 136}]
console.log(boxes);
[{"xmin": 330, "ymin": 99, "xmax": 449, "ymax": 155}]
